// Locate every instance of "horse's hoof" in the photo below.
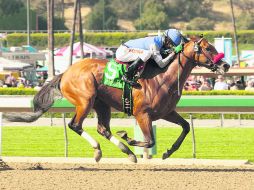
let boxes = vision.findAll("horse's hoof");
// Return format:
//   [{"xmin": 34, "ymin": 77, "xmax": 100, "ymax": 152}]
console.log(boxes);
[
  {"xmin": 94, "ymin": 149, "xmax": 102, "ymax": 163},
  {"xmin": 162, "ymin": 152, "xmax": 169, "ymax": 160},
  {"xmin": 128, "ymin": 154, "xmax": 137, "ymax": 163},
  {"xmin": 127, "ymin": 139, "xmax": 136, "ymax": 146},
  {"xmin": 116, "ymin": 130, "xmax": 128, "ymax": 139}
]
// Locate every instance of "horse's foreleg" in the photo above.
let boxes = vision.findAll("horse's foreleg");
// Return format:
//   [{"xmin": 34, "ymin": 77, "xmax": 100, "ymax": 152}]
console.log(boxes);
[
  {"xmin": 162, "ymin": 111, "xmax": 190, "ymax": 159},
  {"xmin": 94, "ymin": 100, "xmax": 137, "ymax": 163},
  {"xmin": 68, "ymin": 105, "xmax": 102, "ymax": 162}
]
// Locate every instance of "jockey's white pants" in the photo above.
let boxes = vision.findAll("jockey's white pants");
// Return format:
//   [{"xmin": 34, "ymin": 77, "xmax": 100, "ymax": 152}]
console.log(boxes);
[{"xmin": 115, "ymin": 45, "xmax": 152, "ymax": 62}]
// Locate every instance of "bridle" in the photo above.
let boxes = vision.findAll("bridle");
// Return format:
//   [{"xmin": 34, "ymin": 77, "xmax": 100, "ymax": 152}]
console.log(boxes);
[
  {"xmin": 171, "ymin": 37, "xmax": 226, "ymax": 96},
  {"xmin": 181, "ymin": 38, "xmax": 223, "ymax": 72}
]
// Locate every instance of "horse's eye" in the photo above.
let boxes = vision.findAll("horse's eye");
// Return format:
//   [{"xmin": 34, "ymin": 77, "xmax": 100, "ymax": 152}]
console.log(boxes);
[{"xmin": 205, "ymin": 47, "xmax": 211, "ymax": 51}]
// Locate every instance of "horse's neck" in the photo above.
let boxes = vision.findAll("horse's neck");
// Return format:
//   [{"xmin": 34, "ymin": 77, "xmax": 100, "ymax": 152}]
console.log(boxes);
[
  {"xmin": 143, "ymin": 44, "xmax": 195, "ymax": 91},
  {"xmin": 160, "ymin": 52, "xmax": 195, "ymax": 89}
]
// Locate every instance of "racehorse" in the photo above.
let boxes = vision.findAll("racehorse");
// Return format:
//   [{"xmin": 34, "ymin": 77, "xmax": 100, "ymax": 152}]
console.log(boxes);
[{"xmin": 4, "ymin": 36, "xmax": 230, "ymax": 163}]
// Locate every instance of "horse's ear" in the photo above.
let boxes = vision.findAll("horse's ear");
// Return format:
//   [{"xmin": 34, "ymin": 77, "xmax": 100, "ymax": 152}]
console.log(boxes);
[{"xmin": 197, "ymin": 34, "xmax": 204, "ymax": 44}]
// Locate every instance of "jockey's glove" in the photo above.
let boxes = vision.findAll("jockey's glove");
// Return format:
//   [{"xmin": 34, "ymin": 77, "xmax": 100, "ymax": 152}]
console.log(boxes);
[
  {"xmin": 174, "ymin": 44, "xmax": 183, "ymax": 53},
  {"xmin": 161, "ymin": 49, "xmax": 171, "ymax": 55}
]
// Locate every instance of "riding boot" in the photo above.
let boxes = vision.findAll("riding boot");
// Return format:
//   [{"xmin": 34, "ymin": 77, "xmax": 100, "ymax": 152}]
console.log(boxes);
[{"xmin": 122, "ymin": 58, "xmax": 144, "ymax": 86}]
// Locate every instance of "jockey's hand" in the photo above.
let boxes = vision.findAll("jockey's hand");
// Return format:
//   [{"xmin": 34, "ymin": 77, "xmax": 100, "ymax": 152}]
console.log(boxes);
[
  {"xmin": 161, "ymin": 49, "xmax": 171, "ymax": 55},
  {"xmin": 174, "ymin": 44, "xmax": 183, "ymax": 53}
]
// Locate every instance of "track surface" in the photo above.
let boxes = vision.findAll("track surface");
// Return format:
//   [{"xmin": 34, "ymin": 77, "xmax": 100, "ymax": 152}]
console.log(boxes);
[
  {"xmin": 2, "ymin": 117, "xmax": 254, "ymax": 189},
  {"xmin": 1, "ymin": 160, "xmax": 254, "ymax": 190}
]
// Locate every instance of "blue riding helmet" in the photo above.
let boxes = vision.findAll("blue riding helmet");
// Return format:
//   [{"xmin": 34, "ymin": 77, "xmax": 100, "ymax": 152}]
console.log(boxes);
[{"xmin": 164, "ymin": 29, "xmax": 182, "ymax": 46}]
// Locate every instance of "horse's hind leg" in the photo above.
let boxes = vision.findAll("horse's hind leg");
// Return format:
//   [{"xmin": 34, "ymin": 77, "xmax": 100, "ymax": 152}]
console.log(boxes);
[
  {"xmin": 161, "ymin": 110, "xmax": 190, "ymax": 159},
  {"xmin": 93, "ymin": 99, "xmax": 137, "ymax": 163},
  {"xmin": 117, "ymin": 112, "xmax": 155, "ymax": 148},
  {"xmin": 68, "ymin": 103, "xmax": 102, "ymax": 162}
]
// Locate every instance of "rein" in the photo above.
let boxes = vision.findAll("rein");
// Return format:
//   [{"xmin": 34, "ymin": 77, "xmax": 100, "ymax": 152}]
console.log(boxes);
[{"xmin": 177, "ymin": 53, "xmax": 181, "ymax": 96}]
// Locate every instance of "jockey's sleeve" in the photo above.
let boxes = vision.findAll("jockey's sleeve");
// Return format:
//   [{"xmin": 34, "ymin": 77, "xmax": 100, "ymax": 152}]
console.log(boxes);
[{"xmin": 150, "ymin": 44, "xmax": 175, "ymax": 68}]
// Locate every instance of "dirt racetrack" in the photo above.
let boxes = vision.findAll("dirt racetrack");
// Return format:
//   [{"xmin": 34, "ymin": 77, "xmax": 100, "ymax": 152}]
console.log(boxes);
[{"xmin": 1, "ymin": 160, "xmax": 254, "ymax": 190}]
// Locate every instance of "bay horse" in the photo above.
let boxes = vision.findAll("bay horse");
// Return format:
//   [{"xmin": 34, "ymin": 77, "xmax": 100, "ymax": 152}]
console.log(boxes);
[{"xmin": 4, "ymin": 36, "xmax": 230, "ymax": 163}]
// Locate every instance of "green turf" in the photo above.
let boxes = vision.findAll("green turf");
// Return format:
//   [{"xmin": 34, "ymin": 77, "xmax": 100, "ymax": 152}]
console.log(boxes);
[{"xmin": 2, "ymin": 126, "xmax": 254, "ymax": 162}]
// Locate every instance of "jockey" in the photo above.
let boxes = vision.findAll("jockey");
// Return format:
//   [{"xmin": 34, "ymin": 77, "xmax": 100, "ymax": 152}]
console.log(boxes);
[{"xmin": 115, "ymin": 28, "xmax": 184, "ymax": 86}]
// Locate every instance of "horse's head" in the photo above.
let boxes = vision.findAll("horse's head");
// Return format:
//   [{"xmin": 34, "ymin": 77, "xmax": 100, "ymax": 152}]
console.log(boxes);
[{"xmin": 183, "ymin": 35, "xmax": 230, "ymax": 74}]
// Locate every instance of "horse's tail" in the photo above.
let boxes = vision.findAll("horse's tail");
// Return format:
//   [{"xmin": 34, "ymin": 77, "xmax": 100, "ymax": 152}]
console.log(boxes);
[{"xmin": 4, "ymin": 74, "xmax": 63, "ymax": 122}]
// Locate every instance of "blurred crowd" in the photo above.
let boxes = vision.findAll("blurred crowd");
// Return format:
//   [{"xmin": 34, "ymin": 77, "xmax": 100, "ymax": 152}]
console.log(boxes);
[
  {"xmin": 184, "ymin": 75, "xmax": 254, "ymax": 91},
  {"xmin": 0, "ymin": 73, "xmax": 43, "ymax": 90},
  {"xmin": 1, "ymin": 72, "xmax": 254, "ymax": 92}
]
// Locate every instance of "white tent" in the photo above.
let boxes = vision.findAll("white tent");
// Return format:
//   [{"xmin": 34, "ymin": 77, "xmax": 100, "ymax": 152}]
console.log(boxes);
[
  {"xmin": 0, "ymin": 57, "xmax": 33, "ymax": 71},
  {"xmin": 55, "ymin": 42, "xmax": 113, "ymax": 58}
]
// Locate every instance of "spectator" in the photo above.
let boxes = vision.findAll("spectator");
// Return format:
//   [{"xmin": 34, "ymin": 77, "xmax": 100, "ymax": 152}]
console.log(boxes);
[
  {"xmin": 199, "ymin": 80, "xmax": 212, "ymax": 91},
  {"xmin": 213, "ymin": 75, "xmax": 228, "ymax": 90},
  {"xmin": 189, "ymin": 82, "xmax": 199, "ymax": 91},
  {"xmin": 24, "ymin": 80, "xmax": 33, "ymax": 88},
  {"xmin": 229, "ymin": 82, "xmax": 239, "ymax": 90},
  {"xmin": 184, "ymin": 75, "xmax": 199, "ymax": 91},
  {"xmin": 4, "ymin": 74, "xmax": 17, "ymax": 87},
  {"xmin": 245, "ymin": 80, "xmax": 254, "ymax": 91},
  {"xmin": 184, "ymin": 81, "xmax": 199, "ymax": 91},
  {"xmin": 235, "ymin": 80, "xmax": 245, "ymax": 90},
  {"xmin": 0, "ymin": 80, "xmax": 4, "ymax": 87},
  {"xmin": 17, "ymin": 78, "xmax": 25, "ymax": 88}
]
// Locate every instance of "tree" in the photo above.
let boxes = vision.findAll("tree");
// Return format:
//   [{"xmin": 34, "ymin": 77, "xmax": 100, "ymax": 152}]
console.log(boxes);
[
  {"xmin": 0, "ymin": 0, "xmax": 24, "ymax": 16},
  {"xmin": 134, "ymin": 0, "xmax": 168, "ymax": 30},
  {"xmin": 165, "ymin": 0, "xmax": 213, "ymax": 21},
  {"xmin": 0, "ymin": 8, "xmax": 35, "ymax": 30},
  {"xmin": 36, "ymin": 1, "xmax": 47, "ymax": 16},
  {"xmin": 85, "ymin": 0, "xmax": 119, "ymax": 30},
  {"xmin": 110, "ymin": 0, "xmax": 140, "ymax": 20},
  {"xmin": 29, "ymin": 0, "xmax": 67, "ymax": 30},
  {"xmin": 233, "ymin": 0, "xmax": 254, "ymax": 29},
  {"xmin": 237, "ymin": 13, "xmax": 254, "ymax": 30},
  {"xmin": 234, "ymin": 0, "xmax": 254, "ymax": 15},
  {"xmin": 80, "ymin": 0, "xmax": 99, "ymax": 6},
  {"xmin": 186, "ymin": 17, "xmax": 215, "ymax": 30}
]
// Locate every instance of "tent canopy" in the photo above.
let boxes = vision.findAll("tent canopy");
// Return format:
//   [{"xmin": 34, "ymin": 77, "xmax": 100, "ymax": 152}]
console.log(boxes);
[
  {"xmin": 0, "ymin": 57, "xmax": 33, "ymax": 71},
  {"xmin": 36, "ymin": 66, "xmax": 48, "ymax": 72},
  {"xmin": 22, "ymin": 45, "xmax": 38, "ymax": 53},
  {"xmin": 55, "ymin": 42, "xmax": 113, "ymax": 58}
]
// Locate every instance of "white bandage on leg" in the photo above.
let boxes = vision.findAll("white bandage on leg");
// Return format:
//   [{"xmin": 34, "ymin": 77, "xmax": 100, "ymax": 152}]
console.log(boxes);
[
  {"xmin": 109, "ymin": 136, "xmax": 120, "ymax": 146},
  {"xmin": 81, "ymin": 131, "xmax": 98, "ymax": 148}
]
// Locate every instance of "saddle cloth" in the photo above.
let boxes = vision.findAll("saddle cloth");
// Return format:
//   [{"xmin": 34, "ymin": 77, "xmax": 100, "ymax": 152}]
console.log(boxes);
[{"xmin": 102, "ymin": 59, "xmax": 133, "ymax": 116}]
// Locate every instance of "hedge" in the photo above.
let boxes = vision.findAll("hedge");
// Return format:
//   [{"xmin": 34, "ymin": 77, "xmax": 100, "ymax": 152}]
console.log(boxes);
[
  {"xmin": 184, "ymin": 30, "xmax": 254, "ymax": 44},
  {"xmin": 6, "ymin": 32, "xmax": 148, "ymax": 48},
  {"xmin": 0, "ymin": 87, "xmax": 37, "ymax": 95},
  {"xmin": 1, "ymin": 88, "xmax": 254, "ymax": 96},
  {"xmin": 5, "ymin": 30, "xmax": 254, "ymax": 48},
  {"xmin": 182, "ymin": 90, "xmax": 254, "ymax": 95}
]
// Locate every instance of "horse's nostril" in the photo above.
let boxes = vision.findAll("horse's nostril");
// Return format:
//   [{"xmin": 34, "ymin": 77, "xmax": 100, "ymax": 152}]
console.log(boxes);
[{"xmin": 223, "ymin": 64, "xmax": 230, "ymax": 70}]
